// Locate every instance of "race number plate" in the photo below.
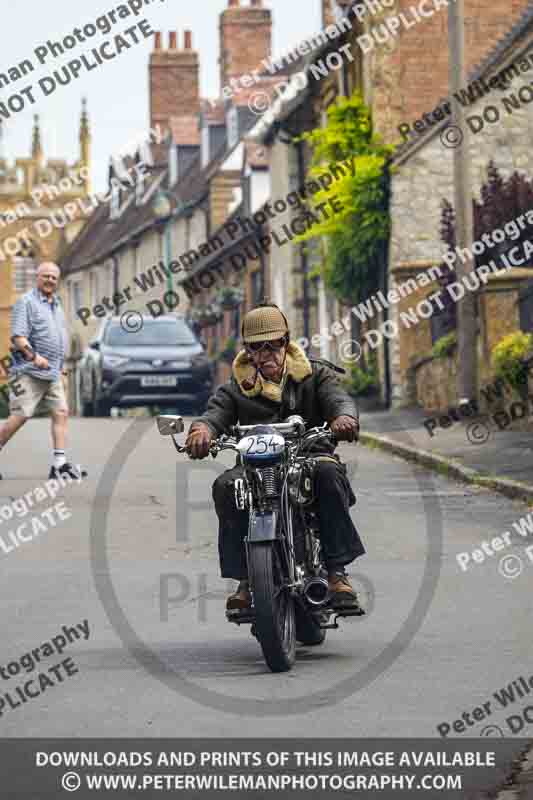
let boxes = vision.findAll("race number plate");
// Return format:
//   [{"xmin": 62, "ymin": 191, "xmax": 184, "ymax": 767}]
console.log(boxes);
[{"xmin": 237, "ymin": 432, "xmax": 285, "ymax": 460}]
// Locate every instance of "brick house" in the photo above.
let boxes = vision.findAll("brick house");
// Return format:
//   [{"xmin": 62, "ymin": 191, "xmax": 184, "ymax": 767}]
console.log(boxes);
[{"xmin": 60, "ymin": 0, "xmax": 281, "ymax": 407}]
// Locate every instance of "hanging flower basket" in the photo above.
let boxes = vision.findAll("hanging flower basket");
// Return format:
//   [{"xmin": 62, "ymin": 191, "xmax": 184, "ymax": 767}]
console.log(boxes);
[
  {"xmin": 219, "ymin": 336, "xmax": 238, "ymax": 364},
  {"xmin": 217, "ymin": 286, "xmax": 245, "ymax": 310},
  {"xmin": 203, "ymin": 302, "xmax": 223, "ymax": 326},
  {"xmin": 189, "ymin": 307, "xmax": 204, "ymax": 323}
]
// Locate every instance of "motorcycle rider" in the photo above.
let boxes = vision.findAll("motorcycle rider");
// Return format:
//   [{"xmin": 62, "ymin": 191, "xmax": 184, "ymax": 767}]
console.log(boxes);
[{"xmin": 186, "ymin": 304, "xmax": 365, "ymax": 612}]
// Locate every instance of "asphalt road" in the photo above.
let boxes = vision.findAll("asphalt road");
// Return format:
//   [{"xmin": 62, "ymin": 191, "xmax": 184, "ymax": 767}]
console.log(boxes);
[{"xmin": 0, "ymin": 416, "xmax": 532, "ymax": 756}]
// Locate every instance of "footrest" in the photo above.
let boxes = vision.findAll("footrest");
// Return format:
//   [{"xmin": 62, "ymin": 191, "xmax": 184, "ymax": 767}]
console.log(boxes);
[
  {"xmin": 335, "ymin": 606, "xmax": 366, "ymax": 617},
  {"xmin": 226, "ymin": 609, "xmax": 256, "ymax": 625}
]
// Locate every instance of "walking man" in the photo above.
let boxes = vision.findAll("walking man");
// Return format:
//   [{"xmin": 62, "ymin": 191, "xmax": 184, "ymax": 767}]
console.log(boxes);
[{"xmin": 0, "ymin": 262, "xmax": 86, "ymax": 480}]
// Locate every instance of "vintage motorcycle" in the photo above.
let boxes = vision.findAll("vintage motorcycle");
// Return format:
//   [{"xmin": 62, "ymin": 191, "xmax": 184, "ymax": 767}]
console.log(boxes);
[{"xmin": 156, "ymin": 413, "xmax": 364, "ymax": 673}]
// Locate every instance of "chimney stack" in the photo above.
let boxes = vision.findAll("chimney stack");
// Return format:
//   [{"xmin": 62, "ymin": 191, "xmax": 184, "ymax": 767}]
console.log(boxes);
[
  {"xmin": 149, "ymin": 30, "xmax": 200, "ymax": 136},
  {"xmin": 219, "ymin": 0, "xmax": 272, "ymax": 90},
  {"xmin": 322, "ymin": 0, "xmax": 336, "ymax": 27}
]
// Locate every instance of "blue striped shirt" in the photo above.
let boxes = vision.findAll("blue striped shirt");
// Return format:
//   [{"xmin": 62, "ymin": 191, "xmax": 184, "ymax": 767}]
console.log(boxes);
[{"xmin": 10, "ymin": 288, "xmax": 67, "ymax": 382}]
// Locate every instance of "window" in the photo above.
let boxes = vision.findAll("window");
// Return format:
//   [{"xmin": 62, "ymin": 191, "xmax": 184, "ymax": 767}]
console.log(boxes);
[
  {"xmin": 135, "ymin": 168, "xmax": 145, "ymax": 205},
  {"xmin": 13, "ymin": 257, "xmax": 36, "ymax": 293},
  {"xmin": 520, "ymin": 281, "xmax": 533, "ymax": 332},
  {"xmin": 169, "ymin": 146, "xmax": 178, "ymax": 186},
  {"xmin": 227, "ymin": 106, "xmax": 239, "ymax": 150},
  {"xmin": 201, "ymin": 125, "xmax": 210, "ymax": 169},
  {"xmin": 110, "ymin": 187, "xmax": 120, "ymax": 220},
  {"xmin": 250, "ymin": 269, "xmax": 263, "ymax": 306},
  {"xmin": 90, "ymin": 271, "xmax": 101, "ymax": 306},
  {"xmin": 70, "ymin": 280, "xmax": 83, "ymax": 314},
  {"xmin": 138, "ymin": 139, "xmax": 153, "ymax": 167}
]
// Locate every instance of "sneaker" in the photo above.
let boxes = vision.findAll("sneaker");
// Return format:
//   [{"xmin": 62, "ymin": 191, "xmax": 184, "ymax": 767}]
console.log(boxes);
[
  {"xmin": 48, "ymin": 462, "xmax": 88, "ymax": 481},
  {"xmin": 327, "ymin": 570, "xmax": 363, "ymax": 610},
  {"xmin": 226, "ymin": 580, "xmax": 252, "ymax": 611}
]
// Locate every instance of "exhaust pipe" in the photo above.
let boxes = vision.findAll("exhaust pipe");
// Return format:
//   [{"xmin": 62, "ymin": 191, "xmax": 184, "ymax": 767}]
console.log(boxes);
[{"xmin": 303, "ymin": 576, "xmax": 330, "ymax": 607}]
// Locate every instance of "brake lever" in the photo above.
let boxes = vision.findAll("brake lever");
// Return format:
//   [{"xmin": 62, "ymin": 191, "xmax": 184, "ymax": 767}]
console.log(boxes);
[
  {"xmin": 209, "ymin": 438, "xmax": 238, "ymax": 458},
  {"xmin": 170, "ymin": 435, "xmax": 189, "ymax": 454}
]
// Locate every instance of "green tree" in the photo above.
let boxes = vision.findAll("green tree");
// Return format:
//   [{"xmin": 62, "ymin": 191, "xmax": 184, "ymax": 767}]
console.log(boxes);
[{"xmin": 298, "ymin": 93, "xmax": 393, "ymax": 308}]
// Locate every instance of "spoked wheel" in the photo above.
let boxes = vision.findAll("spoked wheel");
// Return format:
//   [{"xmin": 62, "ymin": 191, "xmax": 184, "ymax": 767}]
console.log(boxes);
[{"xmin": 248, "ymin": 543, "xmax": 296, "ymax": 673}]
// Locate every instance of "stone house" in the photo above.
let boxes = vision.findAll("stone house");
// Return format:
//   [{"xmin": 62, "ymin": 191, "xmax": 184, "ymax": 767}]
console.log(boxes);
[
  {"xmin": 387, "ymin": 5, "xmax": 533, "ymax": 409},
  {"xmin": 318, "ymin": 0, "xmax": 533, "ymax": 407},
  {"xmin": 245, "ymin": 0, "xmax": 362, "ymax": 367},
  {"xmin": 244, "ymin": 0, "xmax": 533, "ymax": 402},
  {"xmin": 0, "ymin": 108, "xmax": 91, "ymax": 405}
]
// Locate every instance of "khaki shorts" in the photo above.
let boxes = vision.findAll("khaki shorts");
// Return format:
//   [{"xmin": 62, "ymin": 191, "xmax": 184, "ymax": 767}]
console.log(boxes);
[{"xmin": 9, "ymin": 373, "xmax": 68, "ymax": 418}]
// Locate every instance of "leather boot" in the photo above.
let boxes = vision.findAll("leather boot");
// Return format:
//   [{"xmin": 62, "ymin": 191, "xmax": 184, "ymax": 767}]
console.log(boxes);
[
  {"xmin": 226, "ymin": 580, "xmax": 252, "ymax": 611},
  {"xmin": 327, "ymin": 571, "xmax": 362, "ymax": 610}
]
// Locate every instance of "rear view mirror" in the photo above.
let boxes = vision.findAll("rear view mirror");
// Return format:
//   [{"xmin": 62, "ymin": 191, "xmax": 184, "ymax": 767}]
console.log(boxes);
[{"xmin": 156, "ymin": 415, "xmax": 184, "ymax": 436}]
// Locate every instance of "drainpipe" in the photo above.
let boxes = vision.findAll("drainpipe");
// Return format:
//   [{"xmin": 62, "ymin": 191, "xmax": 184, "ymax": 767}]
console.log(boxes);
[
  {"xmin": 296, "ymin": 139, "xmax": 310, "ymax": 342},
  {"xmin": 112, "ymin": 254, "xmax": 119, "ymax": 302},
  {"xmin": 381, "ymin": 167, "xmax": 392, "ymax": 408}
]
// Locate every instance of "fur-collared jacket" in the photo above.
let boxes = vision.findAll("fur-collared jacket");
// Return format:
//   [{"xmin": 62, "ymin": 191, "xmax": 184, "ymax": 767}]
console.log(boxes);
[{"xmin": 191, "ymin": 342, "xmax": 358, "ymax": 448}]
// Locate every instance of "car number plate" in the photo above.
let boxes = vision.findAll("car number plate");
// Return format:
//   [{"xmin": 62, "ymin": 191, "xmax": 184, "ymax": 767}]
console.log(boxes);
[{"xmin": 141, "ymin": 376, "xmax": 177, "ymax": 387}]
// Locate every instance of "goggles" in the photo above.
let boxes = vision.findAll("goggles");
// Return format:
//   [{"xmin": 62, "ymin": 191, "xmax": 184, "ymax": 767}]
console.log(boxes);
[{"xmin": 244, "ymin": 336, "xmax": 288, "ymax": 354}]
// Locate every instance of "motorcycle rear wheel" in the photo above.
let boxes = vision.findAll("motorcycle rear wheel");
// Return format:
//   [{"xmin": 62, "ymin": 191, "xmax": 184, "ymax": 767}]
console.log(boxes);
[
  {"xmin": 295, "ymin": 605, "xmax": 327, "ymax": 646},
  {"xmin": 248, "ymin": 543, "xmax": 296, "ymax": 673}
]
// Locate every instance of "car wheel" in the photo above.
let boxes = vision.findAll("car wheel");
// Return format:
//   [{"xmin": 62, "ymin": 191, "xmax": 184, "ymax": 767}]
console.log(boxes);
[
  {"xmin": 95, "ymin": 394, "xmax": 112, "ymax": 417},
  {"xmin": 81, "ymin": 398, "xmax": 94, "ymax": 417}
]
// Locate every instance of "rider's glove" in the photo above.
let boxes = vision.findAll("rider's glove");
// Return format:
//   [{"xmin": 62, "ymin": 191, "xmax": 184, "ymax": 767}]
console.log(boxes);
[
  {"xmin": 330, "ymin": 415, "xmax": 359, "ymax": 442},
  {"xmin": 185, "ymin": 422, "xmax": 214, "ymax": 459}
]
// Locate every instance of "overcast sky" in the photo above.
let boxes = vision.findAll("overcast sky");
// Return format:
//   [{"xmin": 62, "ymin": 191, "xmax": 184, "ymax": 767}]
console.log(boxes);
[{"xmin": 0, "ymin": 0, "xmax": 321, "ymax": 192}]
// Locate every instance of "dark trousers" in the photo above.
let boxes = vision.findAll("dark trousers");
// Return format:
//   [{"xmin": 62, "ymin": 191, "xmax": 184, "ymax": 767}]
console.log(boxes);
[{"xmin": 212, "ymin": 460, "xmax": 365, "ymax": 580}]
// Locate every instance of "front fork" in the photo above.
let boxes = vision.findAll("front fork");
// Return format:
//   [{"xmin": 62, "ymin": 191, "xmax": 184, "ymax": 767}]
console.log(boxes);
[
  {"xmin": 244, "ymin": 511, "xmax": 296, "ymax": 592},
  {"xmin": 235, "ymin": 471, "xmax": 297, "ymax": 590}
]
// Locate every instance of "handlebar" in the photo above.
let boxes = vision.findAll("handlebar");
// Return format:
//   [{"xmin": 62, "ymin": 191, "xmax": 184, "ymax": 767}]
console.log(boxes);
[
  {"xmin": 211, "ymin": 421, "xmax": 336, "ymax": 457},
  {"xmin": 231, "ymin": 418, "xmax": 306, "ymax": 438},
  {"xmin": 167, "ymin": 417, "xmax": 340, "ymax": 459}
]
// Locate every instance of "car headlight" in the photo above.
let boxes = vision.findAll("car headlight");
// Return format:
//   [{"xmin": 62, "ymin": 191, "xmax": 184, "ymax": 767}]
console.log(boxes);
[
  {"xmin": 103, "ymin": 355, "xmax": 129, "ymax": 368},
  {"xmin": 191, "ymin": 354, "xmax": 209, "ymax": 368}
]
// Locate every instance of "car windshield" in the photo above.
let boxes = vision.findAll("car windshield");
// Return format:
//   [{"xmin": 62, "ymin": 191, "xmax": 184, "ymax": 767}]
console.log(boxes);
[{"xmin": 104, "ymin": 320, "xmax": 197, "ymax": 347}]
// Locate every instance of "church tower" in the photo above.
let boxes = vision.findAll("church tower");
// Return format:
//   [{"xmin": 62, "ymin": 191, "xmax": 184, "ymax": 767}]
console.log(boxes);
[{"xmin": 79, "ymin": 98, "xmax": 91, "ymax": 194}]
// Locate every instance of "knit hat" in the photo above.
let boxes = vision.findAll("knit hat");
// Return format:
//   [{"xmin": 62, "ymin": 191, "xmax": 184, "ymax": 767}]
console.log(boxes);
[{"xmin": 241, "ymin": 305, "xmax": 289, "ymax": 343}]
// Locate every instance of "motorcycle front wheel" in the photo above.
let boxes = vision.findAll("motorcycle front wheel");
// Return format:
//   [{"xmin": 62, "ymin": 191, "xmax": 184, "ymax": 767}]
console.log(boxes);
[{"xmin": 248, "ymin": 543, "xmax": 296, "ymax": 673}]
